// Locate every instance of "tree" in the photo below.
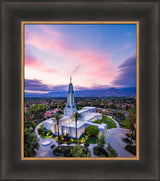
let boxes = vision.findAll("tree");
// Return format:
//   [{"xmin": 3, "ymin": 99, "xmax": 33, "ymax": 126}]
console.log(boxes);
[
  {"xmin": 24, "ymin": 111, "xmax": 31, "ymax": 121},
  {"xmin": 73, "ymin": 112, "xmax": 81, "ymax": 143},
  {"xmin": 71, "ymin": 144, "xmax": 84, "ymax": 157},
  {"xmin": 28, "ymin": 104, "xmax": 47, "ymax": 120},
  {"xmin": 24, "ymin": 121, "xmax": 36, "ymax": 129},
  {"xmin": 24, "ymin": 127, "xmax": 40, "ymax": 157},
  {"xmin": 106, "ymin": 143, "xmax": 118, "ymax": 157},
  {"xmin": 71, "ymin": 144, "xmax": 91, "ymax": 157},
  {"xmin": 54, "ymin": 114, "xmax": 61, "ymax": 149},
  {"xmin": 38, "ymin": 123, "xmax": 45, "ymax": 136},
  {"xmin": 97, "ymin": 132, "xmax": 106, "ymax": 149},
  {"xmin": 85, "ymin": 125, "xmax": 99, "ymax": 137},
  {"xmin": 125, "ymin": 109, "xmax": 136, "ymax": 143},
  {"xmin": 128, "ymin": 109, "xmax": 136, "ymax": 142},
  {"xmin": 102, "ymin": 114, "xmax": 106, "ymax": 122}
]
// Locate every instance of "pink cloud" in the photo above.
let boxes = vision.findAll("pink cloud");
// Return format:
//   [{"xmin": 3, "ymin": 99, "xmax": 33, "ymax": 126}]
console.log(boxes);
[
  {"xmin": 25, "ymin": 56, "xmax": 59, "ymax": 74},
  {"xmin": 25, "ymin": 26, "xmax": 116, "ymax": 81},
  {"xmin": 40, "ymin": 26, "xmax": 63, "ymax": 37}
]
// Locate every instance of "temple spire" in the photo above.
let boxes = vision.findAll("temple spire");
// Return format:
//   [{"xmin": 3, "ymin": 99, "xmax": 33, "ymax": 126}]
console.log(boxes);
[{"xmin": 64, "ymin": 76, "xmax": 77, "ymax": 116}]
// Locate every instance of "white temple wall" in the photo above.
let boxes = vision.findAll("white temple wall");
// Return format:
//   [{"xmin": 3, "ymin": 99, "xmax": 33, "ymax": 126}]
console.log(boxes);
[
  {"xmin": 77, "ymin": 125, "xmax": 86, "ymax": 138},
  {"xmin": 98, "ymin": 126, "xmax": 107, "ymax": 136},
  {"xmin": 69, "ymin": 127, "xmax": 76, "ymax": 138},
  {"xmin": 43, "ymin": 121, "xmax": 56, "ymax": 134},
  {"xmin": 90, "ymin": 114, "xmax": 102, "ymax": 121},
  {"xmin": 62, "ymin": 126, "xmax": 70, "ymax": 136}
]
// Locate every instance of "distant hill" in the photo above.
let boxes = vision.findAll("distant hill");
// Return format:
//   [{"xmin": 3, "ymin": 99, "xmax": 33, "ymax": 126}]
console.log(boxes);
[{"xmin": 25, "ymin": 87, "xmax": 136, "ymax": 97}]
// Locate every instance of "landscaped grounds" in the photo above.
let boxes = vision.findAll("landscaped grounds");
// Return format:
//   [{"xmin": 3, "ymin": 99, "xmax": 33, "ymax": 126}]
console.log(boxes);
[
  {"xmin": 93, "ymin": 115, "xmax": 117, "ymax": 129},
  {"xmin": 38, "ymin": 124, "xmax": 54, "ymax": 139},
  {"xmin": 52, "ymin": 145, "xmax": 92, "ymax": 157}
]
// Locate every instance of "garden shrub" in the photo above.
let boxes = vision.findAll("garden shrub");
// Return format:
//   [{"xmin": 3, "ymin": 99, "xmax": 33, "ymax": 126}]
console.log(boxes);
[
  {"xmin": 71, "ymin": 144, "xmax": 87, "ymax": 157},
  {"xmin": 106, "ymin": 143, "xmax": 118, "ymax": 157},
  {"xmin": 67, "ymin": 141, "xmax": 71, "ymax": 145},
  {"xmin": 97, "ymin": 132, "xmax": 106, "ymax": 149},
  {"xmin": 126, "ymin": 133, "xmax": 136, "ymax": 142},
  {"xmin": 94, "ymin": 146, "xmax": 109, "ymax": 157},
  {"xmin": 126, "ymin": 133, "xmax": 131, "ymax": 137},
  {"xmin": 63, "ymin": 136, "xmax": 70, "ymax": 142},
  {"xmin": 122, "ymin": 138, "xmax": 133, "ymax": 144},
  {"xmin": 24, "ymin": 121, "xmax": 36, "ymax": 129},
  {"xmin": 85, "ymin": 125, "xmax": 99, "ymax": 137},
  {"xmin": 50, "ymin": 144, "xmax": 55, "ymax": 149},
  {"xmin": 52, "ymin": 147, "xmax": 62, "ymax": 156},
  {"xmin": 84, "ymin": 142, "xmax": 90, "ymax": 147},
  {"xmin": 63, "ymin": 147, "xmax": 71, "ymax": 156},
  {"xmin": 47, "ymin": 130, "xmax": 53, "ymax": 136},
  {"xmin": 76, "ymin": 140, "xmax": 81, "ymax": 145},
  {"xmin": 86, "ymin": 152, "xmax": 92, "ymax": 157},
  {"xmin": 67, "ymin": 152, "xmax": 73, "ymax": 157},
  {"xmin": 59, "ymin": 140, "xmax": 63, "ymax": 144},
  {"xmin": 93, "ymin": 120, "xmax": 101, "ymax": 124},
  {"xmin": 38, "ymin": 123, "xmax": 45, "ymax": 133},
  {"xmin": 125, "ymin": 144, "xmax": 136, "ymax": 155},
  {"xmin": 60, "ymin": 135, "xmax": 64, "ymax": 139},
  {"xmin": 52, "ymin": 146, "xmax": 74, "ymax": 157}
]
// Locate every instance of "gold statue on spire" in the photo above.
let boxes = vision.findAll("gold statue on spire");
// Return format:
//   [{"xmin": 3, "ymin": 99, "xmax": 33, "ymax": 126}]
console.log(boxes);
[{"xmin": 70, "ymin": 76, "xmax": 72, "ymax": 83}]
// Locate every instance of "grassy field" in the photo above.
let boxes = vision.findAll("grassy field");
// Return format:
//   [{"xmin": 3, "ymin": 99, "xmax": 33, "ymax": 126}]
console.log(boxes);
[
  {"xmin": 104, "ymin": 116, "xmax": 117, "ymax": 129},
  {"xmin": 114, "ymin": 118, "xmax": 127, "ymax": 128},
  {"xmin": 85, "ymin": 137, "xmax": 97, "ymax": 144}
]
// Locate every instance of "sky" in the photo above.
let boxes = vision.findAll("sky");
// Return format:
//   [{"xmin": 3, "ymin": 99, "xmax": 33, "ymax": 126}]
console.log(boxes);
[{"xmin": 24, "ymin": 24, "xmax": 137, "ymax": 93}]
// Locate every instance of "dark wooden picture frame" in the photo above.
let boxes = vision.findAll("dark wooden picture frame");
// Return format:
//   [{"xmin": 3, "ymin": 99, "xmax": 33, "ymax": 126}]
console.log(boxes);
[
  {"xmin": 1, "ymin": 1, "xmax": 159, "ymax": 180},
  {"xmin": 21, "ymin": 20, "xmax": 139, "ymax": 161}
]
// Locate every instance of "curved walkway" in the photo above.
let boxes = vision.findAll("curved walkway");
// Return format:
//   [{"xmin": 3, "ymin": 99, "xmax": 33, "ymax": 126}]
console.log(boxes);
[
  {"xmin": 35, "ymin": 117, "xmax": 136, "ymax": 158},
  {"xmin": 105, "ymin": 116, "xmax": 136, "ymax": 157},
  {"xmin": 35, "ymin": 121, "xmax": 57, "ymax": 157},
  {"xmin": 107, "ymin": 115, "xmax": 120, "ymax": 128}
]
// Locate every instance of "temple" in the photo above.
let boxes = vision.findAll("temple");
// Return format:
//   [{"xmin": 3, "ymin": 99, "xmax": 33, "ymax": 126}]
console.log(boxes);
[
  {"xmin": 64, "ymin": 77, "xmax": 77, "ymax": 116},
  {"xmin": 42, "ymin": 78, "xmax": 107, "ymax": 138}
]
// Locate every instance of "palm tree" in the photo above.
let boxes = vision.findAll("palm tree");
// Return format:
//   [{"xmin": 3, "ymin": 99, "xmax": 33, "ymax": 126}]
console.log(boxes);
[
  {"xmin": 73, "ymin": 112, "xmax": 81, "ymax": 143},
  {"xmin": 54, "ymin": 114, "xmax": 61, "ymax": 149},
  {"xmin": 24, "ymin": 127, "xmax": 40, "ymax": 157}
]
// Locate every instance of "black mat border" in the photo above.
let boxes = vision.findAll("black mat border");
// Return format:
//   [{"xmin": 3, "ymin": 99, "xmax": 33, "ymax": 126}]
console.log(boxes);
[{"xmin": 1, "ymin": 1, "xmax": 159, "ymax": 180}]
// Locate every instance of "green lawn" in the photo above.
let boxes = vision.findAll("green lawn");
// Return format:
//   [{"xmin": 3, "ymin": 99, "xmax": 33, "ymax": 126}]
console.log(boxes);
[
  {"xmin": 85, "ymin": 137, "xmax": 97, "ymax": 144},
  {"xmin": 105, "ymin": 116, "xmax": 113, "ymax": 121},
  {"xmin": 114, "ymin": 118, "xmax": 127, "ymax": 128},
  {"xmin": 93, "ymin": 116, "xmax": 117, "ymax": 129},
  {"xmin": 104, "ymin": 116, "xmax": 117, "ymax": 129},
  {"xmin": 39, "ymin": 133, "xmax": 54, "ymax": 139}
]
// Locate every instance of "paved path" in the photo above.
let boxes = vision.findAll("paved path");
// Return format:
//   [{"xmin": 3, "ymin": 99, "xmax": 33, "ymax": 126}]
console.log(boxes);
[
  {"xmin": 35, "ymin": 122, "xmax": 57, "ymax": 157},
  {"xmin": 35, "ymin": 117, "xmax": 136, "ymax": 158},
  {"xmin": 107, "ymin": 115, "xmax": 120, "ymax": 128},
  {"xmin": 88, "ymin": 144, "xmax": 99, "ymax": 157},
  {"xmin": 105, "ymin": 120, "xmax": 136, "ymax": 157},
  {"xmin": 36, "ymin": 138, "xmax": 57, "ymax": 157},
  {"xmin": 35, "ymin": 121, "xmax": 98, "ymax": 158}
]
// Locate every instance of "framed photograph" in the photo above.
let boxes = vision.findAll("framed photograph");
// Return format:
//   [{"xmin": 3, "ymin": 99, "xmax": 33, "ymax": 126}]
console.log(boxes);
[
  {"xmin": 22, "ymin": 21, "xmax": 139, "ymax": 160},
  {"xmin": 2, "ymin": 1, "xmax": 159, "ymax": 180}
]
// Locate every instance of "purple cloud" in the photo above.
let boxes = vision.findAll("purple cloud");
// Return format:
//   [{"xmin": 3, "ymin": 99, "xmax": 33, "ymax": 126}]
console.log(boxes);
[
  {"xmin": 25, "ymin": 79, "xmax": 112, "ymax": 92},
  {"xmin": 24, "ymin": 79, "xmax": 68, "ymax": 92},
  {"xmin": 111, "ymin": 54, "xmax": 136, "ymax": 87}
]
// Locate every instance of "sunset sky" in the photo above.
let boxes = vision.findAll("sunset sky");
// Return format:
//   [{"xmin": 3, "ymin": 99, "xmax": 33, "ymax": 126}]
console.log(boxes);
[{"xmin": 24, "ymin": 24, "xmax": 136, "ymax": 93}]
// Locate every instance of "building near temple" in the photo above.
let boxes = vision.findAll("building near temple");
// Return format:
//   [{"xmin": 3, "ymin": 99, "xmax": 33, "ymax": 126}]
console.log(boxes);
[{"xmin": 42, "ymin": 78, "xmax": 107, "ymax": 138}]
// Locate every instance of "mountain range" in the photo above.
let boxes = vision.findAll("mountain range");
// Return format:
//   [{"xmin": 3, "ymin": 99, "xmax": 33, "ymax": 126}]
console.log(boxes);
[{"xmin": 25, "ymin": 87, "xmax": 136, "ymax": 97}]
